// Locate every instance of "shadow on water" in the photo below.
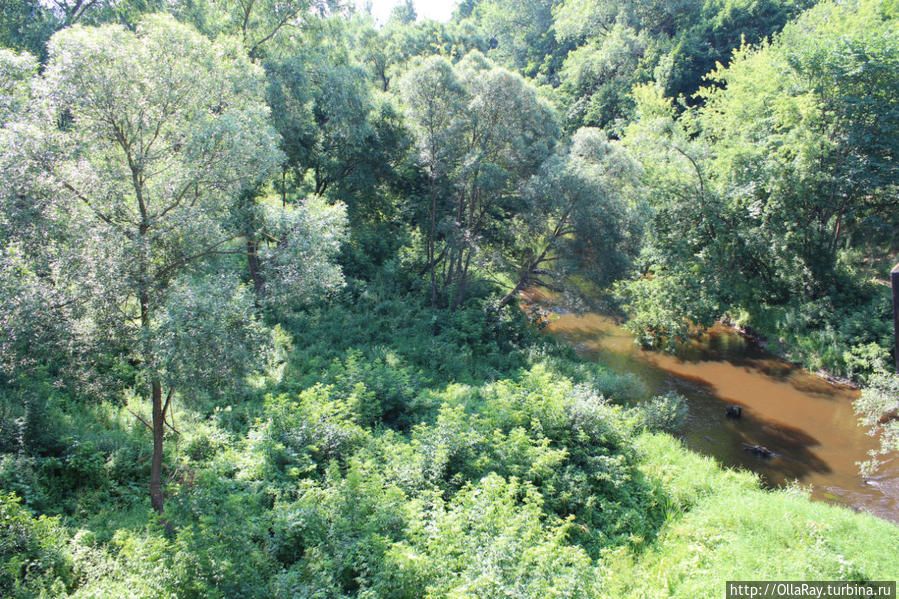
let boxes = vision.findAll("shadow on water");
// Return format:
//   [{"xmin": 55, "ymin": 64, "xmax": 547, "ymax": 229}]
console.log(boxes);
[{"xmin": 527, "ymin": 294, "xmax": 899, "ymax": 523}]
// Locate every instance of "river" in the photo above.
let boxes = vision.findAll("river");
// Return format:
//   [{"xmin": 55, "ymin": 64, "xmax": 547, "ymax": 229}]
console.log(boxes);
[{"xmin": 525, "ymin": 292, "xmax": 899, "ymax": 523}]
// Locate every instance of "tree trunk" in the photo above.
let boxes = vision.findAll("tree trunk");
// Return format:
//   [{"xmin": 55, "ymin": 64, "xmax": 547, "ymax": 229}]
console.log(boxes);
[
  {"xmin": 451, "ymin": 250, "xmax": 473, "ymax": 312},
  {"xmin": 429, "ymin": 179, "xmax": 438, "ymax": 309},
  {"xmin": 137, "ymin": 285, "xmax": 165, "ymax": 515},
  {"xmin": 149, "ymin": 378, "xmax": 165, "ymax": 514},
  {"xmin": 500, "ymin": 237, "xmax": 558, "ymax": 308},
  {"xmin": 892, "ymin": 263, "xmax": 899, "ymax": 374},
  {"xmin": 500, "ymin": 270, "xmax": 531, "ymax": 308},
  {"xmin": 247, "ymin": 237, "xmax": 264, "ymax": 297}
]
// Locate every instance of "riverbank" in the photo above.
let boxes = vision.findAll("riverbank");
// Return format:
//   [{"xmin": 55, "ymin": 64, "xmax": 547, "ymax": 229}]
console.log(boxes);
[
  {"xmin": 720, "ymin": 317, "xmax": 861, "ymax": 390},
  {"xmin": 523, "ymin": 292, "xmax": 899, "ymax": 521},
  {"xmin": 3, "ymin": 289, "xmax": 898, "ymax": 597},
  {"xmin": 605, "ymin": 434, "xmax": 899, "ymax": 598}
]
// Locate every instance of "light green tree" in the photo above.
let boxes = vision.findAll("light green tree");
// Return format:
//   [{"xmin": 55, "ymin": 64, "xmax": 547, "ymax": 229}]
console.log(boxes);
[
  {"xmin": 400, "ymin": 52, "xmax": 558, "ymax": 309},
  {"xmin": 855, "ymin": 371, "xmax": 899, "ymax": 478},
  {"xmin": 1, "ymin": 15, "xmax": 286, "ymax": 514},
  {"xmin": 698, "ymin": 0, "xmax": 899, "ymax": 295},
  {"xmin": 0, "ymin": 49, "xmax": 37, "ymax": 126},
  {"xmin": 499, "ymin": 128, "xmax": 638, "ymax": 307},
  {"xmin": 617, "ymin": 0, "xmax": 899, "ymax": 349}
]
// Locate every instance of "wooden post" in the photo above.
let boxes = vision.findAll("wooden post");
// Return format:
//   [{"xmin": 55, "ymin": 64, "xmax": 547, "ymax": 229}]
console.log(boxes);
[{"xmin": 893, "ymin": 263, "xmax": 899, "ymax": 373}]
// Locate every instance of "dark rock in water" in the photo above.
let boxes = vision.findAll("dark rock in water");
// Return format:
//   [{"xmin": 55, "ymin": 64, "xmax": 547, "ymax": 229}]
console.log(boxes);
[
  {"xmin": 742, "ymin": 442, "xmax": 777, "ymax": 459},
  {"xmin": 725, "ymin": 405, "xmax": 742, "ymax": 419}
]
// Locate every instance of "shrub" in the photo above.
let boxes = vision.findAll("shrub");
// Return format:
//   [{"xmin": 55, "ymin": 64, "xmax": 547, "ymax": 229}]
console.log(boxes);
[
  {"xmin": 403, "ymin": 474, "xmax": 599, "ymax": 598},
  {"xmin": 635, "ymin": 391, "xmax": 689, "ymax": 433},
  {"xmin": 0, "ymin": 492, "xmax": 71, "ymax": 598}
]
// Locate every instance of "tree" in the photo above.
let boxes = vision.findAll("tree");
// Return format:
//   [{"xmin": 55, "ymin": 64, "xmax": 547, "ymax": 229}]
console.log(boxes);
[
  {"xmin": 550, "ymin": 0, "xmax": 812, "ymax": 131},
  {"xmin": 3, "ymin": 15, "xmax": 282, "ymax": 514},
  {"xmin": 265, "ymin": 26, "xmax": 406, "ymax": 211},
  {"xmin": 558, "ymin": 23, "xmax": 653, "ymax": 131},
  {"xmin": 499, "ymin": 128, "xmax": 638, "ymax": 306},
  {"xmin": 616, "ymin": 0, "xmax": 899, "ymax": 349},
  {"xmin": 180, "ymin": 0, "xmax": 337, "ymax": 61},
  {"xmin": 389, "ymin": 0, "xmax": 416, "ymax": 25},
  {"xmin": 0, "ymin": 0, "xmax": 58, "ymax": 58},
  {"xmin": 553, "ymin": 0, "xmax": 699, "ymax": 42},
  {"xmin": 614, "ymin": 85, "xmax": 733, "ymax": 348},
  {"xmin": 698, "ymin": 0, "xmax": 899, "ymax": 295},
  {"xmin": 0, "ymin": 48, "xmax": 36, "ymax": 125},
  {"xmin": 662, "ymin": 0, "xmax": 815, "ymax": 102},
  {"xmin": 400, "ymin": 51, "xmax": 558, "ymax": 309},
  {"xmin": 464, "ymin": 0, "xmax": 570, "ymax": 83},
  {"xmin": 350, "ymin": 12, "xmax": 489, "ymax": 94}
]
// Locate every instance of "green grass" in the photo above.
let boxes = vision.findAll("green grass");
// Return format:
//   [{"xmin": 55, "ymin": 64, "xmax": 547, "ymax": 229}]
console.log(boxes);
[
  {"xmin": 2, "ymin": 289, "xmax": 897, "ymax": 598},
  {"xmin": 601, "ymin": 434, "xmax": 899, "ymax": 599}
]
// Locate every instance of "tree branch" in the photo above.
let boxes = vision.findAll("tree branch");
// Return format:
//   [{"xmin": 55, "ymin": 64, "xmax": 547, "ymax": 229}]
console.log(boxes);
[
  {"xmin": 126, "ymin": 407, "xmax": 153, "ymax": 431},
  {"xmin": 150, "ymin": 236, "xmax": 243, "ymax": 284},
  {"xmin": 61, "ymin": 182, "xmax": 120, "ymax": 229}
]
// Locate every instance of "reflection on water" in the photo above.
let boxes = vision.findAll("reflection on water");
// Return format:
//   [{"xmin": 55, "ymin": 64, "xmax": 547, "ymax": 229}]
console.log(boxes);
[{"xmin": 527, "ymin": 294, "xmax": 899, "ymax": 523}]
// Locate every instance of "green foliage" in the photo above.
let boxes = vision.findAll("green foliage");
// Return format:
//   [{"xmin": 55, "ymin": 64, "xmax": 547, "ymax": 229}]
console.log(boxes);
[
  {"xmin": 635, "ymin": 392, "xmax": 689, "ymax": 434},
  {"xmin": 854, "ymin": 371, "xmax": 899, "ymax": 478},
  {"xmin": 0, "ymin": 0, "xmax": 58, "ymax": 59},
  {"xmin": 399, "ymin": 51, "xmax": 559, "ymax": 308},
  {"xmin": 268, "ymin": 461, "xmax": 411, "ymax": 598},
  {"xmin": 698, "ymin": 0, "xmax": 899, "ymax": 294},
  {"xmin": 558, "ymin": 23, "xmax": 654, "ymax": 130},
  {"xmin": 2, "ymin": 13, "xmax": 282, "ymax": 394},
  {"xmin": 1, "ymin": 3, "xmax": 898, "ymax": 599},
  {"xmin": 606, "ymin": 435, "xmax": 899, "ymax": 598},
  {"xmin": 549, "ymin": 0, "xmax": 808, "ymax": 131},
  {"xmin": 259, "ymin": 196, "xmax": 348, "ymax": 311},
  {"xmin": 1, "ymin": 289, "xmax": 898, "ymax": 597},
  {"xmin": 616, "ymin": 1, "xmax": 898, "ymax": 367},
  {"xmin": 501, "ymin": 127, "xmax": 640, "ymax": 303},
  {"xmin": 0, "ymin": 492, "xmax": 71, "ymax": 598},
  {"xmin": 405, "ymin": 475, "xmax": 598, "ymax": 598},
  {"xmin": 0, "ymin": 48, "xmax": 36, "ymax": 125},
  {"xmin": 265, "ymin": 24, "xmax": 411, "ymax": 218},
  {"xmin": 617, "ymin": 259, "xmax": 723, "ymax": 350},
  {"xmin": 663, "ymin": 0, "xmax": 815, "ymax": 102},
  {"xmin": 747, "ymin": 283, "xmax": 893, "ymax": 376},
  {"xmin": 465, "ymin": 0, "xmax": 571, "ymax": 83}
]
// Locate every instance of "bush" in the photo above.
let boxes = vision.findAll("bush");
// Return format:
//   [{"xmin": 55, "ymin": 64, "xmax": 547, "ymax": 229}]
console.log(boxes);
[
  {"xmin": 635, "ymin": 391, "xmax": 689, "ymax": 433},
  {"xmin": 0, "ymin": 492, "xmax": 71, "ymax": 598},
  {"xmin": 403, "ymin": 474, "xmax": 599, "ymax": 598}
]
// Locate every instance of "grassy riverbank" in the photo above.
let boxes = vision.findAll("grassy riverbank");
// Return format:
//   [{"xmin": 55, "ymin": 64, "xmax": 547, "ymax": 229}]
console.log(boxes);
[{"xmin": 3, "ymin": 288, "xmax": 897, "ymax": 598}]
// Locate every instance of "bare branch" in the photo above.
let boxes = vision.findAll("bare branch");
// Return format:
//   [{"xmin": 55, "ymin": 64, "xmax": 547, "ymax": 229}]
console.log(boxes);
[
  {"xmin": 126, "ymin": 407, "xmax": 153, "ymax": 431},
  {"xmin": 150, "ymin": 236, "xmax": 244, "ymax": 285}
]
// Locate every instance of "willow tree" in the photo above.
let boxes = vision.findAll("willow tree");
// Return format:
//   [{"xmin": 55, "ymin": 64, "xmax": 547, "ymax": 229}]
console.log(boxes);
[
  {"xmin": 0, "ymin": 49, "xmax": 37, "ymax": 126},
  {"xmin": 499, "ymin": 128, "xmax": 638, "ymax": 306},
  {"xmin": 8, "ymin": 15, "xmax": 281, "ymax": 514},
  {"xmin": 400, "ymin": 51, "xmax": 558, "ymax": 309}
]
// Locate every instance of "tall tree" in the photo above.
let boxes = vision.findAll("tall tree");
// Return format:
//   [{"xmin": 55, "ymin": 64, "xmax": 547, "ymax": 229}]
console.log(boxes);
[
  {"xmin": 616, "ymin": 0, "xmax": 899, "ymax": 348},
  {"xmin": 499, "ymin": 128, "xmax": 638, "ymax": 306},
  {"xmin": 699, "ymin": 0, "xmax": 899, "ymax": 295},
  {"xmin": 464, "ymin": 0, "xmax": 569, "ymax": 83},
  {"xmin": 0, "ymin": 48, "xmax": 36, "ymax": 125},
  {"xmin": 265, "ymin": 24, "xmax": 407, "ymax": 211},
  {"xmin": 400, "ymin": 52, "xmax": 558, "ymax": 309},
  {"xmin": 3, "ymin": 15, "xmax": 282, "ymax": 514}
]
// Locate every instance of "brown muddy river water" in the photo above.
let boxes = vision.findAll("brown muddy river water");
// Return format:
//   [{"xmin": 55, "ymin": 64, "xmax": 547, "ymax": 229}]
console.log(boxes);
[{"xmin": 528, "ymin": 296, "xmax": 899, "ymax": 523}]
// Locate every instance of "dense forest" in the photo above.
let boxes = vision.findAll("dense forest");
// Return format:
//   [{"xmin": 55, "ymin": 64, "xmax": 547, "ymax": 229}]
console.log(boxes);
[{"xmin": 1, "ymin": 0, "xmax": 898, "ymax": 597}]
